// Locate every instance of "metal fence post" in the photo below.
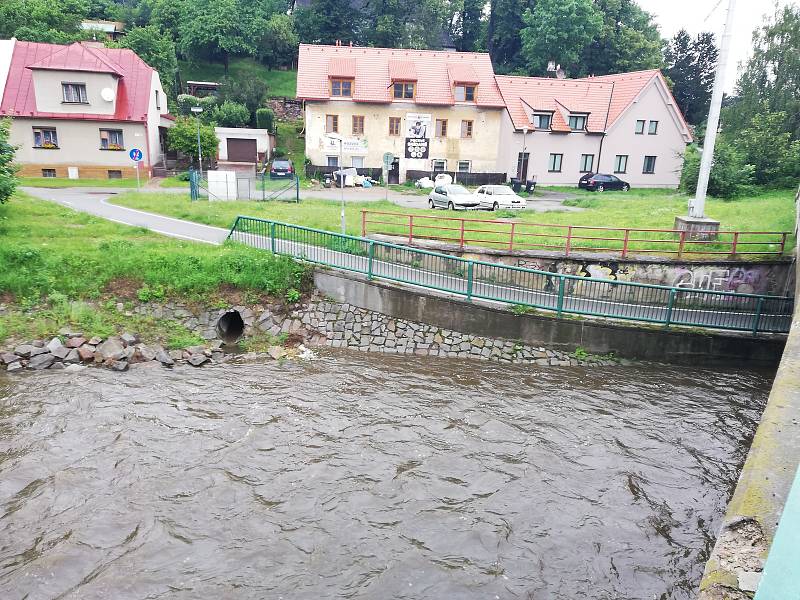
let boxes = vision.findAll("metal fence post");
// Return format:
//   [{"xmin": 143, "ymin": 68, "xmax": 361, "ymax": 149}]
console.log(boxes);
[
  {"xmin": 270, "ymin": 221, "xmax": 276, "ymax": 254},
  {"xmin": 731, "ymin": 232, "xmax": 739, "ymax": 256},
  {"xmin": 622, "ymin": 229, "xmax": 630, "ymax": 258},
  {"xmin": 460, "ymin": 219, "xmax": 466, "ymax": 249},
  {"xmin": 565, "ymin": 226, "xmax": 573, "ymax": 256},
  {"xmin": 665, "ymin": 288, "xmax": 676, "ymax": 327},
  {"xmin": 752, "ymin": 296, "xmax": 765, "ymax": 335},
  {"xmin": 466, "ymin": 261, "xmax": 474, "ymax": 301},
  {"xmin": 557, "ymin": 276, "xmax": 565, "ymax": 316},
  {"xmin": 509, "ymin": 222, "xmax": 516, "ymax": 251},
  {"xmin": 367, "ymin": 241, "xmax": 375, "ymax": 279},
  {"xmin": 361, "ymin": 210, "xmax": 367, "ymax": 237},
  {"xmin": 226, "ymin": 216, "xmax": 240, "ymax": 240},
  {"xmin": 408, "ymin": 215, "xmax": 414, "ymax": 245}
]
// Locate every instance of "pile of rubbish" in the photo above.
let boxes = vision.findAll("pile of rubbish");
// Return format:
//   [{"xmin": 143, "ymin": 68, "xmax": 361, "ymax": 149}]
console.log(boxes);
[
  {"xmin": 323, "ymin": 168, "xmax": 380, "ymax": 188},
  {"xmin": 415, "ymin": 173, "xmax": 453, "ymax": 189}
]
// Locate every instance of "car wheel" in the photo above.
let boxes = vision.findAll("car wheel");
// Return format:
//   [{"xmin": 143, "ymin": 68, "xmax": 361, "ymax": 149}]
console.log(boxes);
[
  {"xmin": 428, "ymin": 198, "xmax": 435, "ymax": 209},
  {"xmin": 622, "ymin": 184, "xmax": 630, "ymax": 192},
  {"xmin": 493, "ymin": 201, "xmax": 499, "ymax": 211},
  {"xmin": 448, "ymin": 201, "xmax": 455, "ymax": 211},
  {"xmin": 597, "ymin": 184, "xmax": 604, "ymax": 193}
]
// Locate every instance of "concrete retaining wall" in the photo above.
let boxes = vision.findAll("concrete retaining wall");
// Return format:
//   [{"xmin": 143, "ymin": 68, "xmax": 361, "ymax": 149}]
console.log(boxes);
[
  {"xmin": 313, "ymin": 269, "xmax": 786, "ymax": 367},
  {"xmin": 698, "ymin": 259, "xmax": 800, "ymax": 598},
  {"xmin": 371, "ymin": 236, "xmax": 795, "ymax": 297}
]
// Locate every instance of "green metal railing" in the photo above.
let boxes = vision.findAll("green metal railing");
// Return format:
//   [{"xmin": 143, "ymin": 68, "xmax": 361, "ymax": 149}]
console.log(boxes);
[{"xmin": 227, "ymin": 216, "xmax": 794, "ymax": 334}]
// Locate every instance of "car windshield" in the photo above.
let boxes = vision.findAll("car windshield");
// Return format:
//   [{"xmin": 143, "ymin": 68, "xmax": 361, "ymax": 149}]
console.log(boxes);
[
  {"xmin": 491, "ymin": 187, "xmax": 515, "ymax": 195},
  {"xmin": 447, "ymin": 185, "xmax": 470, "ymax": 195},
  {"xmin": 273, "ymin": 161, "xmax": 290, "ymax": 168}
]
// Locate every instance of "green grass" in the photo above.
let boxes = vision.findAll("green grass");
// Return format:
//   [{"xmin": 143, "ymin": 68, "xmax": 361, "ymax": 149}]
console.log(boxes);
[
  {"xmin": 274, "ymin": 120, "xmax": 305, "ymax": 175},
  {"xmin": 110, "ymin": 188, "xmax": 797, "ymax": 258},
  {"xmin": 159, "ymin": 176, "xmax": 190, "ymax": 188},
  {"xmin": 178, "ymin": 58, "xmax": 297, "ymax": 98},
  {"xmin": 19, "ymin": 177, "xmax": 142, "ymax": 188},
  {"xmin": 0, "ymin": 192, "xmax": 309, "ymax": 344}
]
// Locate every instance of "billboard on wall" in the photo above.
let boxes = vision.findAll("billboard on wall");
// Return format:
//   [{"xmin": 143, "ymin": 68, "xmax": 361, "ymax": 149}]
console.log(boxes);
[
  {"xmin": 322, "ymin": 136, "xmax": 368, "ymax": 154},
  {"xmin": 405, "ymin": 113, "xmax": 431, "ymax": 159}
]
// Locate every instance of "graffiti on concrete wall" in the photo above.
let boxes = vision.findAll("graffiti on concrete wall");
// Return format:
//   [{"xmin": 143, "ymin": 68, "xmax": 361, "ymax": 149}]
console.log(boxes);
[{"xmin": 514, "ymin": 258, "xmax": 787, "ymax": 296}]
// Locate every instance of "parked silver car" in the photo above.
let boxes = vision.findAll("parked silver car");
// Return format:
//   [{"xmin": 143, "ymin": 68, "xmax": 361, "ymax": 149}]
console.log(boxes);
[
  {"xmin": 427, "ymin": 184, "xmax": 480, "ymax": 210},
  {"xmin": 475, "ymin": 185, "xmax": 527, "ymax": 210}
]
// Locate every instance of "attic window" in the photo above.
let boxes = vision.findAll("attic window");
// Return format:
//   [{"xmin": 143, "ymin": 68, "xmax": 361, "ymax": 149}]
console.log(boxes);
[
  {"xmin": 62, "ymin": 83, "xmax": 88, "ymax": 104},
  {"xmin": 532, "ymin": 113, "xmax": 551, "ymax": 129},
  {"xmin": 331, "ymin": 78, "xmax": 353, "ymax": 98},
  {"xmin": 454, "ymin": 85, "xmax": 476, "ymax": 102},
  {"xmin": 568, "ymin": 114, "xmax": 587, "ymax": 131},
  {"xmin": 393, "ymin": 82, "xmax": 415, "ymax": 100}
]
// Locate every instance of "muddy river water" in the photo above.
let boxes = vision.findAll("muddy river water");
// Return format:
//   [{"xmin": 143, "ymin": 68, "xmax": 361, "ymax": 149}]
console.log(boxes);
[{"xmin": 0, "ymin": 352, "xmax": 772, "ymax": 599}]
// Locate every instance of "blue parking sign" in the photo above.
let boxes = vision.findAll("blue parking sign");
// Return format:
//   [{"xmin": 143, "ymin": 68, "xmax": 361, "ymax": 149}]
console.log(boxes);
[{"xmin": 129, "ymin": 148, "xmax": 143, "ymax": 161}]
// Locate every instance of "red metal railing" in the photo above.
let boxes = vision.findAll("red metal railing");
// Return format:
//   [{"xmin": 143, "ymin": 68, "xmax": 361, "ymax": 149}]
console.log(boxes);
[{"xmin": 360, "ymin": 210, "xmax": 790, "ymax": 258}]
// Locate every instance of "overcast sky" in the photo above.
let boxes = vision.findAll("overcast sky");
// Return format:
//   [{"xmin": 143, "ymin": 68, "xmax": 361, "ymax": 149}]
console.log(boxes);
[{"xmin": 637, "ymin": 0, "xmax": 796, "ymax": 91}]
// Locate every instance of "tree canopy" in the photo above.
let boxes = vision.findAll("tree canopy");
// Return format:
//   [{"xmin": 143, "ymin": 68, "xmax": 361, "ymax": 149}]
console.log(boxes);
[
  {"xmin": 0, "ymin": 119, "xmax": 19, "ymax": 204},
  {"xmin": 664, "ymin": 30, "xmax": 717, "ymax": 125}
]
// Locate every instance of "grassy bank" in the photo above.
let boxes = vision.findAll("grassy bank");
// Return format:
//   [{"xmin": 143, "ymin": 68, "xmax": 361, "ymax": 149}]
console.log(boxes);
[
  {"xmin": 274, "ymin": 120, "xmax": 305, "ymax": 173},
  {"xmin": 20, "ymin": 177, "xmax": 141, "ymax": 188},
  {"xmin": 110, "ymin": 188, "xmax": 797, "ymax": 255},
  {"xmin": 178, "ymin": 58, "xmax": 297, "ymax": 97},
  {"xmin": 0, "ymin": 193, "xmax": 308, "ymax": 346}
]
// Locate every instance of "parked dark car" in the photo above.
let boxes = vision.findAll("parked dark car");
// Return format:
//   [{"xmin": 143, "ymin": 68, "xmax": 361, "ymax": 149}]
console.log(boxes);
[
  {"xmin": 578, "ymin": 173, "xmax": 630, "ymax": 192},
  {"xmin": 269, "ymin": 159, "xmax": 294, "ymax": 179}
]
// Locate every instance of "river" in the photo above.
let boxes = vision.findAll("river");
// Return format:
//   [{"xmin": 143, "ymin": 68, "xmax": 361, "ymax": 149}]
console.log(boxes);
[{"xmin": 0, "ymin": 352, "xmax": 771, "ymax": 599}]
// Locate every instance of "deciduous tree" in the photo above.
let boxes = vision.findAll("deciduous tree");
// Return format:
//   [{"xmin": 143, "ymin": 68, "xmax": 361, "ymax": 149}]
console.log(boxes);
[
  {"xmin": 167, "ymin": 117, "xmax": 219, "ymax": 164},
  {"xmin": 0, "ymin": 119, "xmax": 18, "ymax": 205},
  {"xmin": 520, "ymin": 0, "xmax": 602, "ymax": 76},
  {"xmin": 114, "ymin": 25, "xmax": 179, "ymax": 98},
  {"xmin": 664, "ymin": 30, "xmax": 717, "ymax": 125}
]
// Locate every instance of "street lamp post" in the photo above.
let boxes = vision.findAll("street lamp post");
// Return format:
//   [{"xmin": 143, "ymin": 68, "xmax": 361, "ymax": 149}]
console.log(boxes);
[
  {"xmin": 327, "ymin": 133, "xmax": 346, "ymax": 234},
  {"xmin": 190, "ymin": 106, "xmax": 203, "ymax": 181}
]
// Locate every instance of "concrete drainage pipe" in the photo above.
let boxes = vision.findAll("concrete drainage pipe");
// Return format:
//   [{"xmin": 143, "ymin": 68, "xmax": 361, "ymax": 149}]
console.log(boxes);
[{"xmin": 216, "ymin": 310, "xmax": 245, "ymax": 344}]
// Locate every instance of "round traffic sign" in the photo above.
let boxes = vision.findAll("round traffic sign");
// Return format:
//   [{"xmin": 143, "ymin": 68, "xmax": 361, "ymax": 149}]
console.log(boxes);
[{"xmin": 129, "ymin": 148, "xmax": 143, "ymax": 161}]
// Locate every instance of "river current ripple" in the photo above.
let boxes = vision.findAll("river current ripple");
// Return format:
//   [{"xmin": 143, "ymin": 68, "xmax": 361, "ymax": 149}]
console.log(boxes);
[{"xmin": 0, "ymin": 352, "xmax": 770, "ymax": 599}]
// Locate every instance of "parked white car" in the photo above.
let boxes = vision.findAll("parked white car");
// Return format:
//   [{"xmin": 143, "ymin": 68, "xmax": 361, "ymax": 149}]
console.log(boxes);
[
  {"xmin": 475, "ymin": 185, "xmax": 527, "ymax": 211},
  {"xmin": 428, "ymin": 184, "xmax": 480, "ymax": 210}
]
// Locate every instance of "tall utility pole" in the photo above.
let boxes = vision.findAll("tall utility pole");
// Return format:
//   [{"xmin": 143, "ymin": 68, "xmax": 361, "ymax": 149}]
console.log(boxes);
[{"xmin": 690, "ymin": 0, "xmax": 737, "ymax": 219}]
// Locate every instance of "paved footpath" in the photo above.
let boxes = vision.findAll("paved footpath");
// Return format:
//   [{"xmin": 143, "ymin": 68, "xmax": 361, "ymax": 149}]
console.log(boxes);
[{"xmin": 22, "ymin": 187, "xmax": 229, "ymax": 245}]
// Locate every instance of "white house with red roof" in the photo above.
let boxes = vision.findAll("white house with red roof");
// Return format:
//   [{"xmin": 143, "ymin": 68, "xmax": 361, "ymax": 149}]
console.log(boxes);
[
  {"xmin": 496, "ymin": 70, "xmax": 692, "ymax": 188},
  {"xmin": 0, "ymin": 38, "xmax": 172, "ymax": 180},
  {"xmin": 297, "ymin": 43, "xmax": 508, "ymax": 184}
]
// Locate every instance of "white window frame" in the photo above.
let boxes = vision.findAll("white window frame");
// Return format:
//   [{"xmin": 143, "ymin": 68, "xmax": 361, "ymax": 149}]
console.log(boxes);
[
  {"xmin": 533, "ymin": 113, "xmax": 552, "ymax": 129},
  {"xmin": 431, "ymin": 159, "xmax": 447, "ymax": 172},
  {"xmin": 327, "ymin": 155, "xmax": 339, "ymax": 167},
  {"xmin": 351, "ymin": 156, "xmax": 364, "ymax": 168},
  {"xmin": 62, "ymin": 82, "xmax": 88, "ymax": 103},
  {"xmin": 457, "ymin": 160, "xmax": 471, "ymax": 173},
  {"xmin": 568, "ymin": 114, "xmax": 587, "ymax": 131}
]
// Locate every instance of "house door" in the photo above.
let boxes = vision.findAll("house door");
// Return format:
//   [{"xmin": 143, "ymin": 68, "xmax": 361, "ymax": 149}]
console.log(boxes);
[
  {"xmin": 516, "ymin": 152, "xmax": 530, "ymax": 181},
  {"xmin": 388, "ymin": 158, "xmax": 400, "ymax": 184}
]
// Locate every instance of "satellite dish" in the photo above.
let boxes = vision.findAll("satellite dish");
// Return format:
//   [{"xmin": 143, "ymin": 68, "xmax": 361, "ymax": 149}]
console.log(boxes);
[{"xmin": 100, "ymin": 87, "xmax": 115, "ymax": 102}]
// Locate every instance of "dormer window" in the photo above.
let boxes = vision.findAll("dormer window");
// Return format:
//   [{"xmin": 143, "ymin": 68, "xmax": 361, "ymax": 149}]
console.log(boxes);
[
  {"xmin": 532, "ymin": 113, "xmax": 551, "ymax": 129},
  {"xmin": 568, "ymin": 114, "xmax": 587, "ymax": 131},
  {"xmin": 331, "ymin": 78, "xmax": 353, "ymax": 98},
  {"xmin": 454, "ymin": 85, "xmax": 476, "ymax": 102},
  {"xmin": 393, "ymin": 82, "xmax": 415, "ymax": 99},
  {"xmin": 62, "ymin": 82, "xmax": 88, "ymax": 104}
]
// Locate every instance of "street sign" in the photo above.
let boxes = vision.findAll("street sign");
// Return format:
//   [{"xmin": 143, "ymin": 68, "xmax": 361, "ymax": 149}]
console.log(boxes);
[
  {"xmin": 383, "ymin": 152, "xmax": 394, "ymax": 168},
  {"xmin": 129, "ymin": 148, "xmax": 143, "ymax": 162}
]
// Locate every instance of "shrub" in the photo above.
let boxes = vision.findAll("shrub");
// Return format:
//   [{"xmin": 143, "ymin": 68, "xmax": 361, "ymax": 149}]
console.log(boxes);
[
  {"xmin": 273, "ymin": 147, "xmax": 287, "ymax": 158},
  {"xmin": 256, "ymin": 108, "xmax": 275, "ymax": 132},
  {"xmin": 212, "ymin": 101, "xmax": 250, "ymax": 128},
  {"xmin": 175, "ymin": 94, "xmax": 217, "ymax": 121},
  {"xmin": 680, "ymin": 142, "xmax": 755, "ymax": 199}
]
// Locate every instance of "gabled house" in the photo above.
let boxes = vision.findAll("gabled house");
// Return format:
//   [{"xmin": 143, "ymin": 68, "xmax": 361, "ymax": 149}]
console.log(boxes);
[
  {"xmin": 496, "ymin": 70, "xmax": 692, "ymax": 187},
  {"xmin": 0, "ymin": 38, "xmax": 172, "ymax": 180},
  {"xmin": 297, "ymin": 43, "xmax": 507, "ymax": 183}
]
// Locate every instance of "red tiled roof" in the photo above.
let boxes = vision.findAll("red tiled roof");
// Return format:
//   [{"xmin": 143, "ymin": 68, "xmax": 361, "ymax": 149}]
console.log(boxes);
[
  {"xmin": 388, "ymin": 60, "xmax": 417, "ymax": 82},
  {"xmin": 496, "ymin": 76, "xmax": 614, "ymax": 132},
  {"xmin": 587, "ymin": 69, "xmax": 690, "ymax": 133},
  {"xmin": 328, "ymin": 57, "xmax": 356, "ymax": 79},
  {"xmin": 297, "ymin": 44, "xmax": 505, "ymax": 107},
  {"xmin": 447, "ymin": 63, "xmax": 479, "ymax": 85},
  {"xmin": 0, "ymin": 40, "xmax": 155, "ymax": 122},
  {"xmin": 27, "ymin": 42, "xmax": 123, "ymax": 76}
]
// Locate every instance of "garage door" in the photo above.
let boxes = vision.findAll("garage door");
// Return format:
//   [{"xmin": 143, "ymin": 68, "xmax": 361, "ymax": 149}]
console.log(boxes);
[{"xmin": 227, "ymin": 138, "xmax": 257, "ymax": 162}]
